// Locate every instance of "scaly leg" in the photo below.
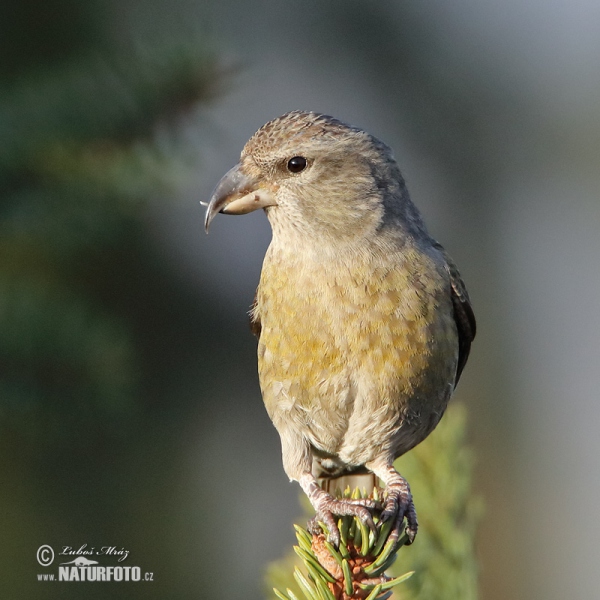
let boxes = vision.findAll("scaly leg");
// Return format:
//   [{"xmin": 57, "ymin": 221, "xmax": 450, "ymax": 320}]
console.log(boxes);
[
  {"xmin": 367, "ymin": 462, "xmax": 418, "ymax": 544},
  {"xmin": 279, "ymin": 429, "xmax": 378, "ymax": 547},
  {"xmin": 299, "ymin": 473, "xmax": 377, "ymax": 548}
]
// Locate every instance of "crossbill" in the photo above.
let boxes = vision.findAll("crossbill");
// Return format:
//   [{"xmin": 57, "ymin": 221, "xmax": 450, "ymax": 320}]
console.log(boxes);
[{"xmin": 205, "ymin": 111, "xmax": 475, "ymax": 546}]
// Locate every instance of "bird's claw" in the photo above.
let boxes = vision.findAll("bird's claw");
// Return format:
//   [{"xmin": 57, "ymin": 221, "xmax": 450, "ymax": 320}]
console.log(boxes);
[
  {"xmin": 308, "ymin": 497, "xmax": 377, "ymax": 548},
  {"xmin": 379, "ymin": 482, "xmax": 418, "ymax": 545},
  {"xmin": 344, "ymin": 497, "xmax": 383, "ymax": 511}
]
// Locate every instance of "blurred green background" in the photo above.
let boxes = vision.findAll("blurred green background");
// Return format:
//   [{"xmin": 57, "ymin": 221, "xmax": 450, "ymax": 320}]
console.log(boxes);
[{"xmin": 2, "ymin": 1, "xmax": 599, "ymax": 599}]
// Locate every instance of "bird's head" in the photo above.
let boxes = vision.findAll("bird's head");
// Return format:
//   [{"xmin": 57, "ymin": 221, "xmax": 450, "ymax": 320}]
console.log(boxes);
[{"xmin": 205, "ymin": 111, "xmax": 417, "ymax": 243}]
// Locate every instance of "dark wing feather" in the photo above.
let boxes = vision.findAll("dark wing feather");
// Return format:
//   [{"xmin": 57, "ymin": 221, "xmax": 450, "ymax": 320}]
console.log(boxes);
[{"xmin": 433, "ymin": 243, "xmax": 476, "ymax": 385}]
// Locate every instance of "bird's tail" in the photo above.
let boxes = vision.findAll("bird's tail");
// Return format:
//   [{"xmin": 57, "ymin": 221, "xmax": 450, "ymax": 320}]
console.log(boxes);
[{"xmin": 319, "ymin": 472, "xmax": 378, "ymax": 497}]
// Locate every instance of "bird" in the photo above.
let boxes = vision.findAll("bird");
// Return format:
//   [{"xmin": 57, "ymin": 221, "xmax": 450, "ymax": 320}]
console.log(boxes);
[{"xmin": 204, "ymin": 111, "xmax": 475, "ymax": 547}]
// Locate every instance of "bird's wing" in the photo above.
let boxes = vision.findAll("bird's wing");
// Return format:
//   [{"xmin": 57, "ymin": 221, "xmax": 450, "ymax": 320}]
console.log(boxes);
[
  {"xmin": 433, "ymin": 243, "xmax": 476, "ymax": 385},
  {"xmin": 249, "ymin": 292, "xmax": 262, "ymax": 339}
]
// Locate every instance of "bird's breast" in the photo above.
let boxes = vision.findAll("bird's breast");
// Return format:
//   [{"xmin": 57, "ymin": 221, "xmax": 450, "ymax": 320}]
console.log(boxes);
[{"xmin": 255, "ymin": 242, "xmax": 458, "ymax": 460}]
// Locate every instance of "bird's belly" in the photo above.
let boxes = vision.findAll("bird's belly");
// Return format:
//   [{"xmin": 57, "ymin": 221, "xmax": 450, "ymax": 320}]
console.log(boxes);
[
  {"xmin": 256, "ymin": 247, "xmax": 458, "ymax": 467},
  {"xmin": 258, "ymin": 303, "xmax": 457, "ymax": 467}
]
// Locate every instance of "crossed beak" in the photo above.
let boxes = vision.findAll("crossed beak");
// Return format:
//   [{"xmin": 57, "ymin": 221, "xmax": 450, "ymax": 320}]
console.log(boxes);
[{"xmin": 204, "ymin": 163, "xmax": 277, "ymax": 232}]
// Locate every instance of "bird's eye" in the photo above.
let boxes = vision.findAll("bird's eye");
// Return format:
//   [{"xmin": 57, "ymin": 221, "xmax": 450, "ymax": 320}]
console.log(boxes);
[{"xmin": 287, "ymin": 156, "xmax": 307, "ymax": 173}]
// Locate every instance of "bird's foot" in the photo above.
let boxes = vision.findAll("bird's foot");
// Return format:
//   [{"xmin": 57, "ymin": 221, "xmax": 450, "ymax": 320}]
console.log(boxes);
[
  {"xmin": 307, "ymin": 494, "xmax": 377, "ymax": 548},
  {"xmin": 379, "ymin": 478, "xmax": 418, "ymax": 545}
]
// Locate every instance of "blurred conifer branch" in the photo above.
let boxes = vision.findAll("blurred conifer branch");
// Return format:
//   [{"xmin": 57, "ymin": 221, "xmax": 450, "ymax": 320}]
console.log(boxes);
[
  {"xmin": 0, "ymin": 34, "xmax": 219, "ymax": 447},
  {"xmin": 0, "ymin": 37, "xmax": 220, "ymax": 164},
  {"xmin": 266, "ymin": 403, "xmax": 482, "ymax": 600}
]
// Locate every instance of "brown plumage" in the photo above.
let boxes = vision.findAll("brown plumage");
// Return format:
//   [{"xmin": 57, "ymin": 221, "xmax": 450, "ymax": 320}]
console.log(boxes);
[{"xmin": 205, "ymin": 111, "xmax": 475, "ymax": 546}]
